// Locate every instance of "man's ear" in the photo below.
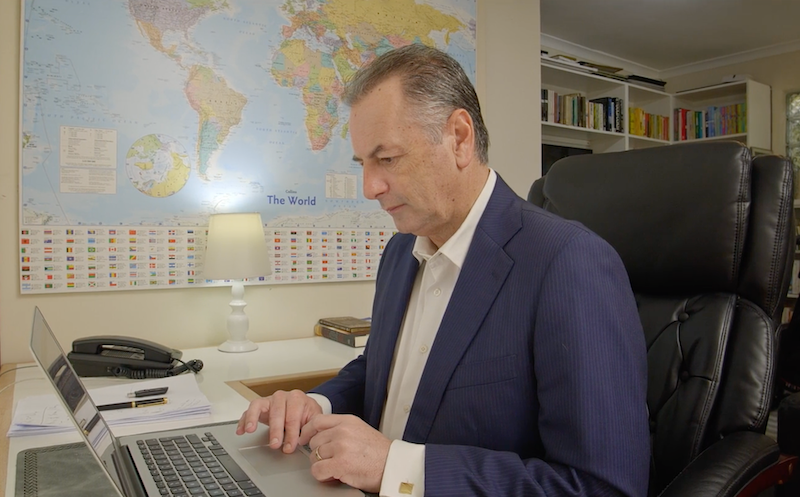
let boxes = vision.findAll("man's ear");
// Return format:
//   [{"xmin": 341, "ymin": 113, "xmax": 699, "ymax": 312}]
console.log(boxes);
[{"xmin": 449, "ymin": 108, "xmax": 475, "ymax": 169}]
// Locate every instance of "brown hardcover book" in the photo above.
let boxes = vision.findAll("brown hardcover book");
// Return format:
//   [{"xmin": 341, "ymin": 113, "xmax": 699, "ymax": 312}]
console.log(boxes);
[
  {"xmin": 317, "ymin": 316, "xmax": 371, "ymax": 334},
  {"xmin": 316, "ymin": 324, "xmax": 369, "ymax": 348}
]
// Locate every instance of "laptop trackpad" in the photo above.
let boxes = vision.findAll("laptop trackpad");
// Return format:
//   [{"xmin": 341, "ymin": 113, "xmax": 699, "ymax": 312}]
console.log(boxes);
[{"xmin": 239, "ymin": 445, "xmax": 310, "ymax": 476}]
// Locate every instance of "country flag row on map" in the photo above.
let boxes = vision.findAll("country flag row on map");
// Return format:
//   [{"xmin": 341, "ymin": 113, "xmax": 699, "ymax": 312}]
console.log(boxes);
[{"xmin": 19, "ymin": 226, "xmax": 397, "ymax": 294}]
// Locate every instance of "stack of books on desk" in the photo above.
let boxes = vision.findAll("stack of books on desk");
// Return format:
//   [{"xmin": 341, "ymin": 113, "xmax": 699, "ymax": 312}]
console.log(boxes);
[{"xmin": 315, "ymin": 316, "xmax": 370, "ymax": 348}]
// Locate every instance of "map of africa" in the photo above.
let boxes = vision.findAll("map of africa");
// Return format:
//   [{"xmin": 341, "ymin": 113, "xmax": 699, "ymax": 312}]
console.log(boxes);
[{"xmin": 20, "ymin": 0, "xmax": 477, "ymax": 228}]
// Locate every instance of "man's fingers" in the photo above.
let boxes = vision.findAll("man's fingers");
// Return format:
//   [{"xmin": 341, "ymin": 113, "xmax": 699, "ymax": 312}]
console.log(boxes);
[
  {"xmin": 236, "ymin": 398, "xmax": 271, "ymax": 435},
  {"xmin": 298, "ymin": 414, "xmax": 322, "ymax": 446},
  {"xmin": 282, "ymin": 410, "xmax": 304, "ymax": 452},
  {"xmin": 279, "ymin": 390, "xmax": 306, "ymax": 452},
  {"xmin": 303, "ymin": 415, "xmax": 389, "ymax": 492},
  {"xmin": 311, "ymin": 413, "xmax": 348, "ymax": 431},
  {"xmin": 309, "ymin": 458, "xmax": 340, "ymax": 483},
  {"xmin": 235, "ymin": 411, "xmax": 247, "ymax": 435},
  {"xmin": 299, "ymin": 413, "xmax": 351, "ymax": 445},
  {"xmin": 283, "ymin": 389, "xmax": 325, "ymax": 452},
  {"xmin": 235, "ymin": 390, "xmax": 324, "ymax": 455},
  {"xmin": 267, "ymin": 392, "xmax": 288, "ymax": 449}
]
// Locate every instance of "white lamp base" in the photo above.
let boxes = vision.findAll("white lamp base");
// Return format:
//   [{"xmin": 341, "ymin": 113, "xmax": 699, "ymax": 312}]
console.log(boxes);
[
  {"xmin": 218, "ymin": 339, "xmax": 258, "ymax": 353},
  {"xmin": 218, "ymin": 281, "xmax": 259, "ymax": 353}
]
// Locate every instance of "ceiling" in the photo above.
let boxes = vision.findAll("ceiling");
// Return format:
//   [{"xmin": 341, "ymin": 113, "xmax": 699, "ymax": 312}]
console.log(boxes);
[{"xmin": 540, "ymin": 0, "xmax": 800, "ymax": 76}]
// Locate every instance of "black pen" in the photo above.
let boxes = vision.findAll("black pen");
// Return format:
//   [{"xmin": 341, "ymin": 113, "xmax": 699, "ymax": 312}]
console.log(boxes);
[
  {"xmin": 83, "ymin": 413, "xmax": 101, "ymax": 435},
  {"xmin": 97, "ymin": 397, "xmax": 168, "ymax": 411},
  {"xmin": 127, "ymin": 387, "xmax": 169, "ymax": 398}
]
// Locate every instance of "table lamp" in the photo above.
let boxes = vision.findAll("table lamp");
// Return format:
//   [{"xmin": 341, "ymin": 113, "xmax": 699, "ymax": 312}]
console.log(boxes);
[{"xmin": 202, "ymin": 213, "xmax": 271, "ymax": 353}]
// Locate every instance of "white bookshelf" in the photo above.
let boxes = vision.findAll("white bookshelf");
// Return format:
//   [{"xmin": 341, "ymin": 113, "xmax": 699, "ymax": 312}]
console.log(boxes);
[
  {"xmin": 541, "ymin": 62, "xmax": 672, "ymax": 153},
  {"xmin": 628, "ymin": 85, "xmax": 672, "ymax": 149},
  {"xmin": 541, "ymin": 63, "xmax": 772, "ymax": 156},
  {"xmin": 672, "ymin": 80, "xmax": 771, "ymax": 152}
]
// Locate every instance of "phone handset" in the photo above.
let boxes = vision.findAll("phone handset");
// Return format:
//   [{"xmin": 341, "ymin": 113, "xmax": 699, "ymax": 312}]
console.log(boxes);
[{"xmin": 68, "ymin": 335, "xmax": 204, "ymax": 378}]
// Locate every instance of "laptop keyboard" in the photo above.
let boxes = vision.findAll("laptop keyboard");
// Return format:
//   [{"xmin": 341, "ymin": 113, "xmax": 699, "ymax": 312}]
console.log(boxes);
[{"xmin": 137, "ymin": 432, "xmax": 265, "ymax": 496}]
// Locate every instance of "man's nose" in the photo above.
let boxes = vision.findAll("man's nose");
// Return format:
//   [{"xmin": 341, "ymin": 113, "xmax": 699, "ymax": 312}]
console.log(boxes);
[{"xmin": 362, "ymin": 164, "xmax": 388, "ymax": 200}]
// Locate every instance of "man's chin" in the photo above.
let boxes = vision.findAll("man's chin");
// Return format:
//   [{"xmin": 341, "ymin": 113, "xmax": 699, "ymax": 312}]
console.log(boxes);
[
  {"xmin": 388, "ymin": 219, "xmax": 412, "ymax": 235},
  {"xmin": 387, "ymin": 211, "xmax": 423, "ymax": 236}
]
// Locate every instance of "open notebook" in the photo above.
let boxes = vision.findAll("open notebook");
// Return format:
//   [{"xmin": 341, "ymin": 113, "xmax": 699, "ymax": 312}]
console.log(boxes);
[{"xmin": 28, "ymin": 306, "xmax": 362, "ymax": 497}]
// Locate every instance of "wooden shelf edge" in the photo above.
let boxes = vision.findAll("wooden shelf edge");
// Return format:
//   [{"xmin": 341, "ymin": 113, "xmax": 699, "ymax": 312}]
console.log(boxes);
[
  {"xmin": 542, "ymin": 121, "xmax": 624, "ymax": 137},
  {"xmin": 225, "ymin": 368, "xmax": 341, "ymax": 402},
  {"xmin": 673, "ymin": 133, "xmax": 747, "ymax": 144},
  {"xmin": 629, "ymin": 135, "xmax": 670, "ymax": 144}
]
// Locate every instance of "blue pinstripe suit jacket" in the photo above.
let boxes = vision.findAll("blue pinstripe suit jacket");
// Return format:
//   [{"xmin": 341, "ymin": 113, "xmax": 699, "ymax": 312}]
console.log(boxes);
[{"xmin": 311, "ymin": 176, "xmax": 650, "ymax": 496}]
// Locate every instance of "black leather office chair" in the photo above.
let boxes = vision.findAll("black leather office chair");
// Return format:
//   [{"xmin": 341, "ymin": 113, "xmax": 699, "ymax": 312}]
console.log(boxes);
[{"xmin": 527, "ymin": 141, "xmax": 800, "ymax": 496}]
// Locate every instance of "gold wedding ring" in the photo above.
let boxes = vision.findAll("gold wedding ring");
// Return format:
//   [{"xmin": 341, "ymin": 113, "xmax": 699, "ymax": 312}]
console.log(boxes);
[{"xmin": 314, "ymin": 446, "xmax": 323, "ymax": 461}]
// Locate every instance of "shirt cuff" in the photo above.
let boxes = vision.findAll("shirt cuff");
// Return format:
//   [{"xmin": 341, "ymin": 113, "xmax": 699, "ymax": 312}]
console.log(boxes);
[
  {"xmin": 306, "ymin": 393, "xmax": 332, "ymax": 415},
  {"xmin": 379, "ymin": 440, "xmax": 425, "ymax": 497}
]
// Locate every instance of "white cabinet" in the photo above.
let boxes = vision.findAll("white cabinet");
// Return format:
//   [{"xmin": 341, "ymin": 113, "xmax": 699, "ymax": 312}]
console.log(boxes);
[{"xmin": 541, "ymin": 63, "xmax": 772, "ymax": 156}]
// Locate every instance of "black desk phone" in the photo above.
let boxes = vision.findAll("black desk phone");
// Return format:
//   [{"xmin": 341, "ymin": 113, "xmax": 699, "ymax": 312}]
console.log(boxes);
[{"xmin": 67, "ymin": 336, "xmax": 203, "ymax": 379}]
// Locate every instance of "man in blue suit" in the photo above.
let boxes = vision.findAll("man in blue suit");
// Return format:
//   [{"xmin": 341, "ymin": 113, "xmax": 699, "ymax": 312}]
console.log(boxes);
[{"xmin": 238, "ymin": 44, "xmax": 650, "ymax": 496}]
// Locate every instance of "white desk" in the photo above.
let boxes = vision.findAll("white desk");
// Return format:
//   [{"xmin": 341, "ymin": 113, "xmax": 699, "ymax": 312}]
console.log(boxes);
[{"xmin": 1, "ymin": 337, "xmax": 360, "ymax": 496}]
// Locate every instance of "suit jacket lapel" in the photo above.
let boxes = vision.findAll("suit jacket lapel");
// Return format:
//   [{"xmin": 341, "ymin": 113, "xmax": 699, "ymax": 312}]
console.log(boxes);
[
  {"xmin": 403, "ymin": 177, "xmax": 523, "ymax": 443},
  {"xmin": 365, "ymin": 236, "xmax": 419, "ymax": 428}
]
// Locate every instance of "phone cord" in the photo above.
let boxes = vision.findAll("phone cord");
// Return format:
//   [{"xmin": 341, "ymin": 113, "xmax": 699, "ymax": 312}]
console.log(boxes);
[
  {"xmin": 112, "ymin": 359, "xmax": 204, "ymax": 379},
  {"xmin": 113, "ymin": 366, "xmax": 169, "ymax": 379}
]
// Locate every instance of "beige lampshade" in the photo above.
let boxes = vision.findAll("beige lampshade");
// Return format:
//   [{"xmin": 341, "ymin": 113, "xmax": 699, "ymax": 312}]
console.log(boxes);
[{"xmin": 203, "ymin": 213, "xmax": 272, "ymax": 281}]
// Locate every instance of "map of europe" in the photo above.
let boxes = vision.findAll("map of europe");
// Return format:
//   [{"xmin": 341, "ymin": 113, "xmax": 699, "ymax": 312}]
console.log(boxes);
[{"xmin": 20, "ymin": 0, "xmax": 477, "ymax": 229}]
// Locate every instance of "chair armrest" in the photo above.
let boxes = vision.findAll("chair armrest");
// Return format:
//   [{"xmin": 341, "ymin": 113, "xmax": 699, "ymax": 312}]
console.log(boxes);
[
  {"xmin": 657, "ymin": 431, "xmax": 779, "ymax": 497},
  {"xmin": 778, "ymin": 391, "xmax": 800, "ymax": 454}
]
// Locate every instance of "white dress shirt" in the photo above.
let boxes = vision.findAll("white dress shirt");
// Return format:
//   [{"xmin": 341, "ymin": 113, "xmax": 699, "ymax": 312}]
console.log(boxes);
[{"xmin": 313, "ymin": 169, "xmax": 497, "ymax": 497}]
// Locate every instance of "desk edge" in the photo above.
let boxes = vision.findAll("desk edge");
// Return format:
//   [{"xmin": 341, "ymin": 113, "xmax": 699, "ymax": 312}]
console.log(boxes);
[{"xmin": 0, "ymin": 364, "xmax": 19, "ymax": 493}]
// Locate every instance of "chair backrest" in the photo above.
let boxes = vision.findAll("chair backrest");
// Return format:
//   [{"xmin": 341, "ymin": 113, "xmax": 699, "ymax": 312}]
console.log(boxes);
[{"xmin": 528, "ymin": 141, "xmax": 795, "ymax": 494}]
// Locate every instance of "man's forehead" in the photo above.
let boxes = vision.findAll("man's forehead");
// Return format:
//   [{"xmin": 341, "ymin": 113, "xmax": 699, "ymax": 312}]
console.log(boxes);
[{"xmin": 350, "ymin": 101, "xmax": 407, "ymax": 156}]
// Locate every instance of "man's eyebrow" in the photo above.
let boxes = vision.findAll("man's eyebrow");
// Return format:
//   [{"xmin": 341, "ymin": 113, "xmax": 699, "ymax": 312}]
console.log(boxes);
[{"xmin": 353, "ymin": 144, "xmax": 386, "ymax": 163}]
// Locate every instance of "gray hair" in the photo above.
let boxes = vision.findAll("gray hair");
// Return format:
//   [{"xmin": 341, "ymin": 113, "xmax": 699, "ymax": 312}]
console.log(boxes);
[{"xmin": 342, "ymin": 44, "xmax": 490, "ymax": 165}]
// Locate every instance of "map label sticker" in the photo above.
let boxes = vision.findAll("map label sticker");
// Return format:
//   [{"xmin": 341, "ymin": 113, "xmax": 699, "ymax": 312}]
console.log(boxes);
[
  {"xmin": 60, "ymin": 167, "xmax": 116, "ymax": 195},
  {"xmin": 59, "ymin": 126, "xmax": 117, "ymax": 169},
  {"xmin": 326, "ymin": 173, "xmax": 358, "ymax": 199}
]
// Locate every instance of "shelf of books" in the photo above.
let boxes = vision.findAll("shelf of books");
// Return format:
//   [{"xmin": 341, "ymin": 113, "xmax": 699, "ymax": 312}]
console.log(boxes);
[
  {"xmin": 628, "ymin": 85, "xmax": 671, "ymax": 148},
  {"xmin": 541, "ymin": 62, "xmax": 671, "ymax": 153},
  {"xmin": 541, "ymin": 61, "xmax": 773, "ymax": 157},
  {"xmin": 672, "ymin": 80, "xmax": 771, "ymax": 152}
]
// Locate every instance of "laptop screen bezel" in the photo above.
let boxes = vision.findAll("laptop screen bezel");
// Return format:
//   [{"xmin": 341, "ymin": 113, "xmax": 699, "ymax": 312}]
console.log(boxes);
[{"xmin": 28, "ymin": 306, "xmax": 128, "ymax": 496}]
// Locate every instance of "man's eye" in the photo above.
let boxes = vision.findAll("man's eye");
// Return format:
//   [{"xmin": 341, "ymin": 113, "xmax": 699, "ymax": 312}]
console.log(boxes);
[{"xmin": 379, "ymin": 157, "xmax": 394, "ymax": 164}]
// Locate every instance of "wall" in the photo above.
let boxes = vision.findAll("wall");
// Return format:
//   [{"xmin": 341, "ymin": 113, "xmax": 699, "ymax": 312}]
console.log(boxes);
[
  {"xmin": 666, "ymin": 50, "xmax": 800, "ymax": 156},
  {"xmin": 0, "ymin": 0, "xmax": 541, "ymax": 364}
]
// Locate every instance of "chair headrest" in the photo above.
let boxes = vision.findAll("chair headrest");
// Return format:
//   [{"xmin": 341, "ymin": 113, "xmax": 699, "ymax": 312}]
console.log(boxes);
[{"xmin": 540, "ymin": 141, "xmax": 754, "ymax": 295}]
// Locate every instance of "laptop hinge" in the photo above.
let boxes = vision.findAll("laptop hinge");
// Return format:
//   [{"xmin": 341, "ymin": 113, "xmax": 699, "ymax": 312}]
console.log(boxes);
[{"xmin": 111, "ymin": 444, "xmax": 148, "ymax": 497}]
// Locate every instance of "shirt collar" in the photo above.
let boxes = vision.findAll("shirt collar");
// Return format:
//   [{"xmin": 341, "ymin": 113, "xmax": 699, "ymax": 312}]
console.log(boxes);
[{"xmin": 412, "ymin": 169, "xmax": 497, "ymax": 268}]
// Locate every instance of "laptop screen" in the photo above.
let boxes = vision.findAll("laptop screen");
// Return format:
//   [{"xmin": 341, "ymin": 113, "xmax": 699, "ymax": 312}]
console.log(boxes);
[{"xmin": 29, "ymin": 307, "xmax": 126, "ymax": 495}]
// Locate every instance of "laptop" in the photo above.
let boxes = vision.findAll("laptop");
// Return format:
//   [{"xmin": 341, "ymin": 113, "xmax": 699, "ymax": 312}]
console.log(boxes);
[{"xmin": 29, "ymin": 306, "xmax": 363, "ymax": 497}]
